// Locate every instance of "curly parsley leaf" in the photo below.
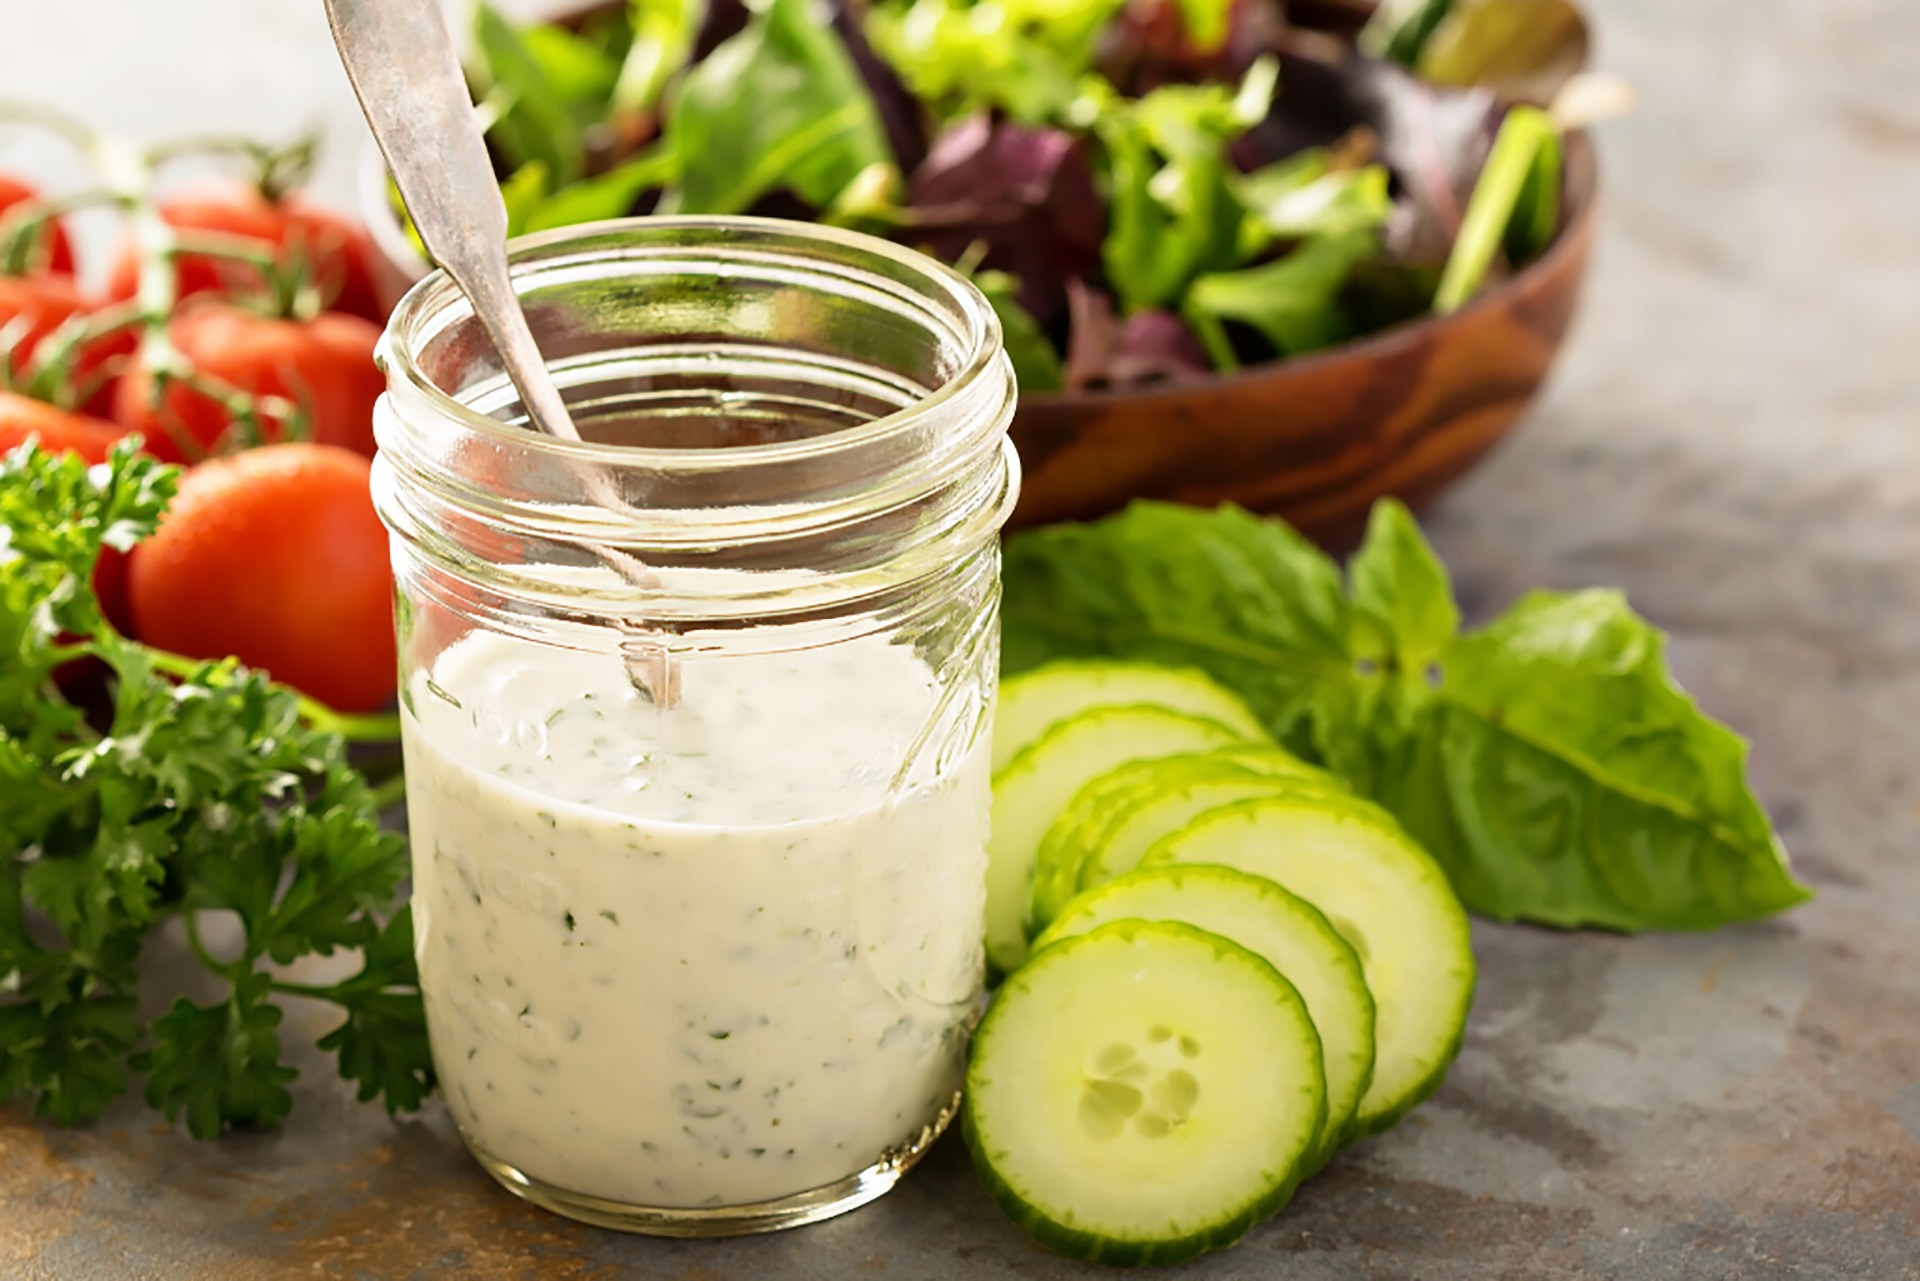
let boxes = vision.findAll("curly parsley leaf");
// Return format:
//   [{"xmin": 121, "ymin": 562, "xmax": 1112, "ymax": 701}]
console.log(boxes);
[
  {"xmin": 316, "ymin": 905, "xmax": 436, "ymax": 1113},
  {"xmin": 0, "ymin": 442, "xmax": 427, "ymax": 1133},
  {"xmin": 0, "ymin": 983, "xmax": 142, "ymax": 1127},
  {"xmin": 1002, "ymin": 498, "xmax": 1811, "ymax": 931},
  {"xmin": 136, "ymin": 971, "xmax": 299, "ymax": 1140}
]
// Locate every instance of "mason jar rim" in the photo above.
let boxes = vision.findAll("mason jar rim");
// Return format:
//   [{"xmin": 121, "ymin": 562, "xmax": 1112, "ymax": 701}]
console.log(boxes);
[{"xmin": 376, "ymin": 214, "xmax": 1006, "ymax": 474}]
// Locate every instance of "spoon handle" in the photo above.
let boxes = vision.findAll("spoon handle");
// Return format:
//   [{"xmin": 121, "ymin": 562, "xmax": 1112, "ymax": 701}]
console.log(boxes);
[{"xmin": 323, "ymin": 0, "xmax": 581, "ymax": 442}]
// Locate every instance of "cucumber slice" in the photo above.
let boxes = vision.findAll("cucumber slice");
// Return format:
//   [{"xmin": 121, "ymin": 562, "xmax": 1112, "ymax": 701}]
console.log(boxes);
[
  {"xmin": 1069, "ymin": 771, "xmax": 1347, "ymax": 918},
  {"xmin": 1142, "ymin": 795, "xmax": 1474, "ymax": 1136},
  {"xmin": 988, "ymin": 706, "xmax": 1260, "ymax": 975},
  {"xmin": 993, "ymin": 660, "xmax": 1268, "ymax": 774},
  {"xmin": 964, "ymin": 920, "xmax": 1326, "ymax": 1265},
  {"xmin": 1033, "ymin": 865, "xmax": 1374, "ymax": 1167},
  {"xmin": 1027, "ymin": 749, "xmax": 1338, "ymax": 933}
]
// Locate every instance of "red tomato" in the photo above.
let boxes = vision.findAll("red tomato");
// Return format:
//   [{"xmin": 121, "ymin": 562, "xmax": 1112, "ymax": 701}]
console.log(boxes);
[
  {"xmin": 100, "ymin": 184, "xmax": 386, "ymax": 323},
  {"xmin": 112, "ymin": 302, "xmax": 385, "ymax": 463},
  {"xmin": 0, "ymin": 388, "xmax": 131, "ymax": 461},
  {"xmin": 0, "ymin": 273, "xmax": 131, "ymax": 414},
  {"xmin": 126, "ymin": 442, "xmax": 396, "ymax": 712},
  {"xmin": 0, "ymin": 176, "xmax": 75, "ymax": 275},
  {"xmin": 0, "ymin": 391, "xmax": 138, "ymax": 636}
]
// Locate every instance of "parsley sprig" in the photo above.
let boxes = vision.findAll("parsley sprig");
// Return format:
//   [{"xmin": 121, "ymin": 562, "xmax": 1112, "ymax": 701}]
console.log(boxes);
[{"xmin": 0, "ymin": 440, "xmax": 431, "ymax": 1136}]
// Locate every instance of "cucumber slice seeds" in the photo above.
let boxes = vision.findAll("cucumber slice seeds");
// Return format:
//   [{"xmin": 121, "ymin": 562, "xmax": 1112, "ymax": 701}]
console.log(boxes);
[
  {"xmin": 964, "ymin": 920, "xmax": 1327, "ymax": 1267},
  {"xmin": 1034, "ymin": 865, "xmax": 1376, "ymax": 1166},
  {"xmin": 986, "ymin": 706, "xmax": 1265, "ymax": 974},
  {"xmin": 1143, "ymin": 794, "xmax": 1475, "ymax": 1135}
]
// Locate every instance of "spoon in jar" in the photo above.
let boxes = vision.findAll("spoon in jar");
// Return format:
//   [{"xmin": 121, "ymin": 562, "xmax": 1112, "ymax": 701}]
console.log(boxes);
[{"xmin": 323, "ymin": 0, "xmax": 679, "ymax": 707}]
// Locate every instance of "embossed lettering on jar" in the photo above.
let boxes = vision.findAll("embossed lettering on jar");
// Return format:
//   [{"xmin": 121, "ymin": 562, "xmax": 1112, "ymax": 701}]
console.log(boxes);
[{"xmin": 371, "ymin": 218, "xmax": 1019, "ymax": 1235}]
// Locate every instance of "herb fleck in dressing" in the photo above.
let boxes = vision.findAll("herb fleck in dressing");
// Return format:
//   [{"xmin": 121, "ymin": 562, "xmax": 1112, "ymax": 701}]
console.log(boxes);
[{"xmin": 403, "ymin": 631, "xmax": 990, "ymax": 1209}]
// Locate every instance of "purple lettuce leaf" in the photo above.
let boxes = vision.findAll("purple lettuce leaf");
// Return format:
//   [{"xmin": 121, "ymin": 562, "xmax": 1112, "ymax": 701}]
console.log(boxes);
[
  {"xmin": 905, "ymin": 115, "xmax": 1105, "ymax": 328},
  {"xmin": 1096, "ymin": 0, "xmax": 1287, "ymax": 97},
  {"xmin": 1063, "ymin": 280, "xmax": 1214, "ymax": 390}
]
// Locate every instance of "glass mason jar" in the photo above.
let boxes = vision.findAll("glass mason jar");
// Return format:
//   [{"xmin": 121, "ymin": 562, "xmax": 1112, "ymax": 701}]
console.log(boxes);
[{"xmin": 371, "ymin": 218, "xmax": 1018, "ymax": 1235}]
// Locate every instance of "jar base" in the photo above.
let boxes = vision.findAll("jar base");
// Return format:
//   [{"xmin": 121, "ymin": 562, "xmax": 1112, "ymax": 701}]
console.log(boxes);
[{"xmin": 463, "ymin": 1091, "xmax": 961, "ymax": 1237}]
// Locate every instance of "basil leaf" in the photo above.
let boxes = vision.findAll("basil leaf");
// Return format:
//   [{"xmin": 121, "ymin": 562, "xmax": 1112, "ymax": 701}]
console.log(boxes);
[
  {"xmin": 1002, "ymin": 502, "xmax": 1355, "ymax": 759},
  {"xmin": 1347, "ymin": 498, "xmax": 1458, "ymax": 670},
  {"xmin": 663, "ymin": 0, "xmax": 891, "ymax": 215},
  {"xmin": 1001, "ymin": 500, "xmax": 1810, "ymax": 932},
  {"xmin": 519, "ymin": 22, "xmax": 623, "ymax": 111},
  {"xmin": 1382, "ymin": 591, "xmax": 1811, "ymax": 929}
]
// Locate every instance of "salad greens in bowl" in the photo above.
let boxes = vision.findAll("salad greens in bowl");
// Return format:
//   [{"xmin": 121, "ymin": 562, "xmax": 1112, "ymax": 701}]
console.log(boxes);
[{"xmin": 362, "ymin": 0, "xmax": 1611, "ymax": 540}]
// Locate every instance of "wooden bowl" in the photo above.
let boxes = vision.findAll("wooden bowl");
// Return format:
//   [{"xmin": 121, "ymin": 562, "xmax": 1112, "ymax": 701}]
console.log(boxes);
[
  {"xmin": 358, "ymin": 9, "xmax": 1598, "ymax": 548},
  {"xmin": 1008, "ymin": 131, "xmax": 1598, "ymax": 544}
]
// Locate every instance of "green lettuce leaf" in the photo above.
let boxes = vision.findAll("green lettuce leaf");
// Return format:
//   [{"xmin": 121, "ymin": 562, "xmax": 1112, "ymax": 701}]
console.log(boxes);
[
  {"xmin": 1359, "ymin": 0, "xmax": 1458, "ymax": 66},
  {"xmin": 471, "ymin": 3, "xmax": 613, "ymax": 185},
  {"xmin": 1235, "ymin": 152, "xmax": 1394, "ymax": 247},
  {"xmin": 973, "ymin": 270, "xmax": 1064, "ymax": 392},
  {"xmin": 612, "ymin": 0, "xmax": 705, "ymax": 118},
  {"xmin": 1182, "ymin": 229, "xmax": 1378, "ymax": 365},
  {"xmin": 1001, "ymin": 499, "xmax": 1811, "ymax": 931},
  {"xmin": 1096, "ymin": 59, "xmax": 1277, "ymax": 314},
  {"xmin": 866, "ymin": 0, "xmax": 1125, "ymax": 125},
  {"xmin": 1434, "ymin": 104, "xmax": 1561, "ymax": 313},
  {"xmin": 523, "ymin": 146, "xmax": 677, "ymax": 232},
  {"xmin": 663, "ymin": 0, "xmax": 892, "ymax": 215}
]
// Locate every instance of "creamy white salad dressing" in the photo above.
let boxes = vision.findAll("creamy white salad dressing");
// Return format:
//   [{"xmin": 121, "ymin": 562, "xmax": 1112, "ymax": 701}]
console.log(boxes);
[{"xmin": 402, "ymin": 629, "xmax": 990, "ymax": 1209}]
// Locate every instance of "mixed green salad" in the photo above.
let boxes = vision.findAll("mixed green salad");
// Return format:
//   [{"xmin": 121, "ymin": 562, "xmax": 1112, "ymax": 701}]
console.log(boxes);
[{"xmin": 420, "ymin": 0, "xmax": 1591, "ymax": 390}]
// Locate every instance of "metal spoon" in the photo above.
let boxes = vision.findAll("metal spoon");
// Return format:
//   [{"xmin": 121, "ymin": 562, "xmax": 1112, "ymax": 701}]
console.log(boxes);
[
  {"xmin": 323, "ymin": 0, "xmax": 580, "ymax": 445},
  {"xmin": 323, "ymin": 0, "xmax": 678, "ymax": 707}
]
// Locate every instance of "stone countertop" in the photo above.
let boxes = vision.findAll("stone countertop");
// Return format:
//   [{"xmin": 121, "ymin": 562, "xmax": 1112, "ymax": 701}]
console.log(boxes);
[{"xmin": 5, "ymin": 1, "xmax": 1920, "ymax": 1277}]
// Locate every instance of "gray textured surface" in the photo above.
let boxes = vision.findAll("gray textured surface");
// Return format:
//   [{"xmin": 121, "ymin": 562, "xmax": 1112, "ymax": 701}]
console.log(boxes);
[{"xmin": 6, "ymin": 0, "xmax": 1920, "ymax": 1277}]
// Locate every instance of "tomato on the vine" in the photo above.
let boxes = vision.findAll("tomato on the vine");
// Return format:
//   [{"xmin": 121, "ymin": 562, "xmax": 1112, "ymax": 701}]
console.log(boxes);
[
  {"xmin": 100, "ymin": 184, "xmax": 386, "ymax": 323},
  {"xmin": 0, "ymin": 175, "xmax": 75, "ymax": 275},
  {"xmin": 112, "ymin": 301, "xmax": 385, "ymax": 463},
  {"xmin": 127, "ymin": 442, "xmax": 396, "ymax": 713},
  {"xmin": 0, "ymin": 272, "xmax": 132, "ymax": 415}
]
